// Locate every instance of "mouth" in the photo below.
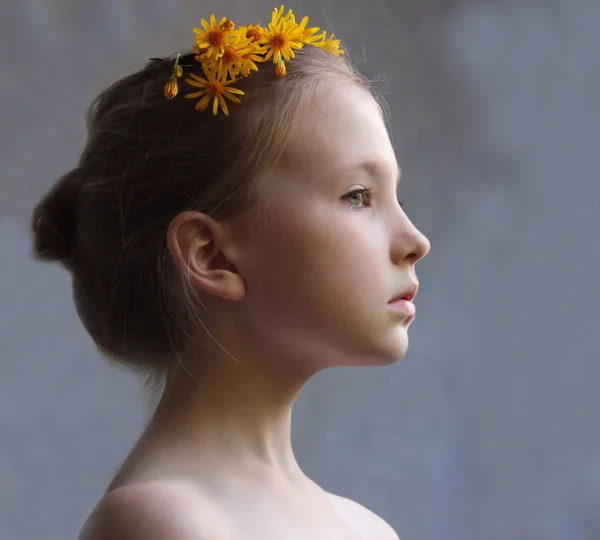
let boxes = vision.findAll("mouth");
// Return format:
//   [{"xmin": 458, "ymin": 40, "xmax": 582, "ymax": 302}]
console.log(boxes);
[{"xmin": 388, "ymin": 283, "xmax": 419, "ymax": 304}]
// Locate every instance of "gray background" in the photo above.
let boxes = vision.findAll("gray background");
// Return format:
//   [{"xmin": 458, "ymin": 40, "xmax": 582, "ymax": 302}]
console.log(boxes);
[{"xmin": 1, "ymin": 0, "xmax": 599, "ymax": 539}]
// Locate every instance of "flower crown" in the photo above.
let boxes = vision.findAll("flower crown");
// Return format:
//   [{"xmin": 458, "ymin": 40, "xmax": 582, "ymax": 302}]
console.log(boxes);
[{"xmin": 163, "ymin": 5, "xmax": 344, "ymax": 116}]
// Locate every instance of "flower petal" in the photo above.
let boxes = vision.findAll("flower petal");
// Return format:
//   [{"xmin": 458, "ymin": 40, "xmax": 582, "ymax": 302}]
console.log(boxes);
[
  {"xmin": 202, "ymin": 67, "xmax": 217, "ymax": 81},
  {"xmin": 188, "ymin": 73, "xmax": 208, "ymax": 84},
  {"xmin": 196, "ymin": 94, "xmax": 211, "ymax": 111},
  {"xmin": 218, "ymin": 94, "xmax": 229, "ymax": 115},
  {"xmin": 272, "ymin": 5, "xmax": 284, "ymax": 27},
  {"xmin": 302, "ymin": 33, "xmax": 323, "ymax": 44},
  {"xmin": 223, "ymin": 86, "xmax": 244, "ymax": 95},
  {"xmin": 264, "ymin": 47, "xmax": 275, "ymax": 62},
  {"xmin": 223, "ymin": 92, "xmax": 242, "ymax": 104},
  {"xmin": 184, "ymin": 90, "xmax": 205, "ymax": 99},
  {"xmin": 185, "ymin": 79, "xmax": 205, "ymax": 89}
]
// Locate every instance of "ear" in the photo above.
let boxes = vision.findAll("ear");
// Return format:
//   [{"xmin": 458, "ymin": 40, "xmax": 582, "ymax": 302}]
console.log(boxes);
[{"xmin": 166, "ymin": 211, "xmax": 246, "ymax": 302}]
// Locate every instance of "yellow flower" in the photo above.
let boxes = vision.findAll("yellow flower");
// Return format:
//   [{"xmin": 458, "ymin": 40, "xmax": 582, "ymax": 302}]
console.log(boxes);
[
  {"xmin": 312, "ymin": 31, "xmax": 344, "ymax": 56},
  {"xmin": 165, "ymin": 8, "xmax": 346, "ymax": 113},
  {"xmin": 275, "ymin": 58, "xmax": 286, "ymax": 77},
  {"xmin": 294, "ymin": 15, "xmax": 321, "ymax": 44},
  {"xmin": 241, "ymin": 48, "xmax": 267, "ymax": 74},
  {"xmin": 164, "ymin": 78, "xmax": 178, "ymax": 100},
  {"xmin": 207, "ymin": 28, "xmax": 264, "ymax": 79},
  {"xmin": 184, "ymin": 67, "xmax": 245, "ymax": 115},
  {"xmin": 258, "ymin": 5, "xmax": 305, "ymax": 64},
  {"xmin": 192, "ymin": 14, "xmax": 235, "ymax": 60},
  {"xmin": 244, "ymin": 23, "xmax": 265, "ymax": 43}
]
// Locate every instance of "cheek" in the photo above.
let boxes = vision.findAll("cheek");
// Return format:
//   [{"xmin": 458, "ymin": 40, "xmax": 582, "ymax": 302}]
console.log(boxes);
[{"xmin": 246, "ymin": 210, "xmax": 387, "ymax": 325}]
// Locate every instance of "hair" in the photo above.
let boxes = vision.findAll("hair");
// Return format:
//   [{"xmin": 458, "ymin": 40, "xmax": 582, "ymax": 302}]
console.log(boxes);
[{"xmin": 31, "ymin": 45, "xmax": 375, "ymax": 392}]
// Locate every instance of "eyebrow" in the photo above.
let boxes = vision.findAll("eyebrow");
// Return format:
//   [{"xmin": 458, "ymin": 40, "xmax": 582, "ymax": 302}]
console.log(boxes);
[
  {"xmin": 357, "ymin": 160, "xmax": 402, "ymax": 186},
  {"xmin": 320, "ymin": 160, "xmax": 402, "ymax": 188}
]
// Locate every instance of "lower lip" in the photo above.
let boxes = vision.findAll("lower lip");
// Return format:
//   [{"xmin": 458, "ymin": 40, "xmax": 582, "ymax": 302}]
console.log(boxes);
[{"xmin": 388, "ymin": 298, "xmax": 416, "ymax": 317}]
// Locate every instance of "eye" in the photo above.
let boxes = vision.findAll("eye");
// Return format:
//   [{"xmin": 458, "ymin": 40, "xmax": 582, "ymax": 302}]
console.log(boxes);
[
  {"xmin": 344, "ymin": 188, "xmax": 373, "ymax": 208},
  {"xmin": 343, "ymin": 188, "xmax": 405, "ymax": 209}
]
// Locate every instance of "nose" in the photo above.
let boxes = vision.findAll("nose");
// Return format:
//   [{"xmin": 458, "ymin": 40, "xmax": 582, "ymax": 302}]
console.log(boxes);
[{"xmin": 392, "ymin": 215, "xmax": 431, "ymax": 265}]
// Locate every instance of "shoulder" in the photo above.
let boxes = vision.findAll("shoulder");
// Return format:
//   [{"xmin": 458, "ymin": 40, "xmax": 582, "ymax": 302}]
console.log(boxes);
[
  {"xmin": 325, "ymin": 491, "xmax": 401, "ymax": 540},
  {"xmin": 77, "ymin": 480, "xmax": 230, "ymax": 540}
]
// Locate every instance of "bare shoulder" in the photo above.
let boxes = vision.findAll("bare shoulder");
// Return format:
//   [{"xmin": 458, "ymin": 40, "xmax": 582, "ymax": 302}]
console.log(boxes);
[
  {"xmin": 325, "ymin": 491, "xmax": 401, "ymax": 540},
  {"xmin": 77, "ymin": 480, "xmax": 230, "ymax": 540}
]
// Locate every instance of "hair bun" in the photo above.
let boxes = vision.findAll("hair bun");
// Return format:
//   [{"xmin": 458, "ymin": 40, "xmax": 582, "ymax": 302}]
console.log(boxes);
[{"xmin": 31, "ymin": 168, "xmax": 82, "ymax": 266}]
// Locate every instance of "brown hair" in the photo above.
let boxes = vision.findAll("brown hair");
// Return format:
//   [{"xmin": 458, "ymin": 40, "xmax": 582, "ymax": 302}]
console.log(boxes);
[{"xmin": 31, "ymin": 45, "xmax": 372, "ymax": 389}]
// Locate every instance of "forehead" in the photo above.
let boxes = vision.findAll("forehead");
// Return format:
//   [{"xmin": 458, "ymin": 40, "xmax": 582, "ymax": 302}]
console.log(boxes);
[{"xmin": 280, "ymin": 82, "xmax": 398, "ymax": 183}]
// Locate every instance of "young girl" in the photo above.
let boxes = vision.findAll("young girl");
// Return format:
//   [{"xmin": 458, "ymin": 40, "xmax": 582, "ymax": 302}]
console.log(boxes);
[{"xmin": 32, "ymin": 7, "xmax": 429, "ymax": 539}]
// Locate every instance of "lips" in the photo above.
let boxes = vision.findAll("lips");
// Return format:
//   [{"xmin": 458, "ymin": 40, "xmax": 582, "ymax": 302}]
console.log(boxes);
[{"xmin": 389, "ymin": 283, "xmax": 418, "ymax": 303}]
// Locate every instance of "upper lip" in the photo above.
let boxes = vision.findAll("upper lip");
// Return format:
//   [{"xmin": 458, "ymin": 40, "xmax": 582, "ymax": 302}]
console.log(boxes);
[{"xmin": 389, "ymin": 283, "xmax": 419, "ymax": 303}]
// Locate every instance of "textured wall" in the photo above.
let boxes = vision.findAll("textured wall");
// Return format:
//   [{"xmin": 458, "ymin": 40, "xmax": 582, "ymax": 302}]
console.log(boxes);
[{"xmin": 1, "ymin": 1, "xmax": 599, "ymax": 539}]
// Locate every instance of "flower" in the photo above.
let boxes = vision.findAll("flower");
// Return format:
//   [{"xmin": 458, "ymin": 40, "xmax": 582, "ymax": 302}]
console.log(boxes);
[
  {"xmin": 258, "ymin": 5, "xmax": 305, "ymax": 64},
  {"xmin": 170, "ymin": 52, "xmax": 183, "ymax": 79},
  {"xmin": 275, "ymin": 58, "xmax": 286, "ymax": 77},
  {"xmin": 208, "ymin": 28, "xmax": 265, "ymax": 79},
  {"xmin": 312, "ymin": 31, "xmax": 344, "ymax": 56},
  {"xmin": 192, "ymin": 15, "xmax": 235, "ymax": 60},
  {"xmin": 244, "ymin": 23, "xmax": 265, "ymax": 43},
  {"xmin": 241, "ymin": 48, "xmax": 267, "ymax": 74},
  {"xmin": 164, "ymin": 79, "xmax": 178, "ymax": 100},
  {"xmin": 296, "ymin": 15, "xmax": 321, "ymax": 44},
  {"xmin": 184, "ymin": 67, "xmax": 245, "ymax": 115},
  {"xmin": 165, "ymin": 7, "xmax": 346, "ymax": 112}
]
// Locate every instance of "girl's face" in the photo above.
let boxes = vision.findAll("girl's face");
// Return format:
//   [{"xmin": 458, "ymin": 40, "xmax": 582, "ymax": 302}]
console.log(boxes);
[{"xmin": 225, "ymin": 82, "xmax": 430, "ymax": 374}]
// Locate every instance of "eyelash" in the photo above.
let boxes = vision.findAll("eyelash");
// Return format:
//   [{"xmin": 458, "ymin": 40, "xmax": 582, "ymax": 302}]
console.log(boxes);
[{"xmin": 343, "ymin": 188, "xmax": 405, "ymax": 209}]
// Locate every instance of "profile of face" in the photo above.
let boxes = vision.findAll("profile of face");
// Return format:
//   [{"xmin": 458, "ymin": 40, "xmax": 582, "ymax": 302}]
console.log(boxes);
[{"xmin": 175, "ymin": 81, "xmax": 430, "ymax": 378}]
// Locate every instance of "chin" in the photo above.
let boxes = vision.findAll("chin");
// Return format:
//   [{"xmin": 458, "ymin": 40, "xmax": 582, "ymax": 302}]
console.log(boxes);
[
  {"xmin": 346, "ymin": 335, "xmax": 410, "ymax": 367},
  {"xmin": 380, "ymin": 326, "xmax": 412, "ymax": 365},
  {"xmin": 378, "ymin": 345, "xmax": 409, "ymax": 366}
]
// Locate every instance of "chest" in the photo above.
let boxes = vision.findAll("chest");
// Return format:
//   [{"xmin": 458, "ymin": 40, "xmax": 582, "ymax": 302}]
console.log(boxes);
[
  {"xmin": 224, "ymin": 513, "xmax": 367, "ymax": 540},
  {"xmin": 213, "ymin": 491, "xmax": 368, "ymax": 540}
]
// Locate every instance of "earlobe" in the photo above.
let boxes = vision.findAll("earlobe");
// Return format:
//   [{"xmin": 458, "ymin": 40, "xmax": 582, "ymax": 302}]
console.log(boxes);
[{"xmin": 166, "ymin": 211, "xmax": 246, "ymax": 302}]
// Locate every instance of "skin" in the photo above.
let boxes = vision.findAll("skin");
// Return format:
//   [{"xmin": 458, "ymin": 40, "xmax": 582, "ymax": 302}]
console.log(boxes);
[{"xmin": 79, "ymin": 81, "xmax": 430, "ymax": 539}]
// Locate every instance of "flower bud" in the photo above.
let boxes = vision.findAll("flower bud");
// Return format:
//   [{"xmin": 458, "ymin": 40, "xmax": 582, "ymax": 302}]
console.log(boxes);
[
  {"xmin": 275, "ymin": 59, "xmax": 286, "ymax": 77},
  {"xmin": 164, "ymin": 79, "xmax": 178, "ymax": 100}
]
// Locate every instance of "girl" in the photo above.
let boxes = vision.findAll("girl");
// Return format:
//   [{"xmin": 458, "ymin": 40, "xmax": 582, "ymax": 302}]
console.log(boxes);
[{"xmin": 32, "ymin": 7, "xmax": 430, "ymax": 539}]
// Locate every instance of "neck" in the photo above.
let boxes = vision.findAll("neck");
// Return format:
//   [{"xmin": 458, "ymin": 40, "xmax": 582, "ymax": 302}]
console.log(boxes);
[{"xmin": 144, "ymin": 350, "xmax": 315, "ymax": 488}]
